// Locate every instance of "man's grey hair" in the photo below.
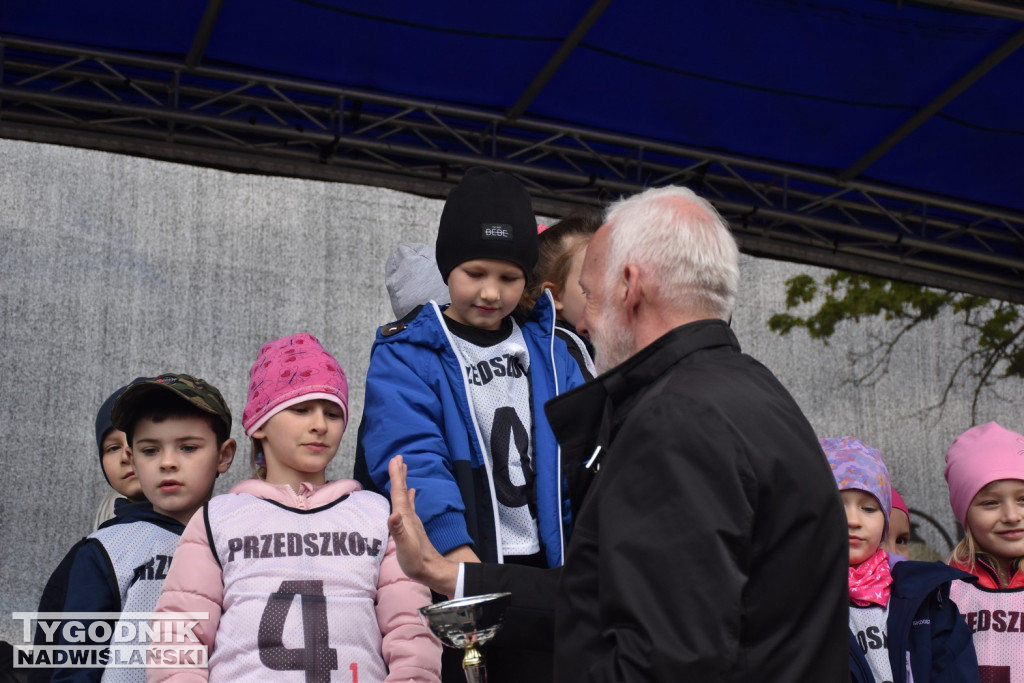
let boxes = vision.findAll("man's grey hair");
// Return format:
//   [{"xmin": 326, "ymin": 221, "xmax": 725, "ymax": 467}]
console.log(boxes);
[{"xmin": 603, "ymin": 185, "xmax": 740, "ymax": 320}]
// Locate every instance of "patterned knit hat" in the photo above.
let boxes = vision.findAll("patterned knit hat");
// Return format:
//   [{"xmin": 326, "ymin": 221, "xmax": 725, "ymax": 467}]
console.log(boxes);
[
  {"xmin": 821, "ymin": 437, "xmax": 892, "ymax": 536},
  {"xmin": 242, "ymin": 333, "xmax": 348, "ymax": 436},
  {"xmin": 944, "ymin": 421, "xmax": 1024, "ymax": 525}
]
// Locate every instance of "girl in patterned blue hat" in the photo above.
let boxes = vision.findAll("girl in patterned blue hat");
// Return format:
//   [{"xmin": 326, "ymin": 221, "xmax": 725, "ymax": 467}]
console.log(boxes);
[{"xmin": 822, "ymin": 436, "xmax": 979, "ymax": 683}]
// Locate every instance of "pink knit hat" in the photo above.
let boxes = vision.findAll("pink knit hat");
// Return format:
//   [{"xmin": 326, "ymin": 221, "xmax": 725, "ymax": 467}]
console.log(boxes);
[
  {"xmin": 944, "ymin": 421, "xmax": 1024, "ymax": 525},
  {"xmin": 242, "ymin": 333, "xmax": 348, "ymax": 436},
  {"xmin": 890, "ymin": 487, "xmax": 910, "ymax": 524}
]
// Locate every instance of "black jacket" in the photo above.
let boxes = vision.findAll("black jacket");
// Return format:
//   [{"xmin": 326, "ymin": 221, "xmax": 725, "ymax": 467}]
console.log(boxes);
[{"xmin": 467, "ymin": 319, "xmax": 850, "ymax": 681}]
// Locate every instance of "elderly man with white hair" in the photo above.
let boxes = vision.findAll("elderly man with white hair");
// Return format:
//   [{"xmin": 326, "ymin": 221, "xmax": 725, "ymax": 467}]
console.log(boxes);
[{"xmin": 388, "ymin": 184, "xmax": 849, "ymax": 681}]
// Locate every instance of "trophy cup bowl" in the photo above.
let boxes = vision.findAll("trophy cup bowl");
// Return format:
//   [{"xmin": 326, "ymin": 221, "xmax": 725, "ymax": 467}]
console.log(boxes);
[{"xmin": 419, "ymin": 592, "xmax": 512, "ymax": 683}]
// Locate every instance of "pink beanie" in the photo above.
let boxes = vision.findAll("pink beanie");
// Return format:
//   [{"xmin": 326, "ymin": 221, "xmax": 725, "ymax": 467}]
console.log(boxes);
[
  {"xmin": 890, "ymin": 487, "xmax": 910, "ymax": 524},
  {"xmin": 944, "ymin": 421, "xmax": 1024, "ymax": 525},
  {"xmin": 242, "ymin": 333, "xmax": 348, "ymax": 436}
]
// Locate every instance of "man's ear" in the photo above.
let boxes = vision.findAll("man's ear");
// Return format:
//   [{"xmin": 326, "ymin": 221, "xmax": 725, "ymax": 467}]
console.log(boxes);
[
  {"xmin": 217, "ymin": 438, "xmax": 237, "ymax": 474},
  {"xmin": 622, "ymin": 263, "xmax": 644, "ymax": 322},
  {"xmin": 540, "ymin": 280, "xmax": 563, "ymax": 311}
]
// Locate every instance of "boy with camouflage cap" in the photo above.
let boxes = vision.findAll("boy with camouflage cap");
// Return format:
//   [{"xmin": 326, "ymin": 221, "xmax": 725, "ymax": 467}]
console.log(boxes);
[{"xmin": 40, "ymin": 373, "xmax": 235, "ymax": 683}]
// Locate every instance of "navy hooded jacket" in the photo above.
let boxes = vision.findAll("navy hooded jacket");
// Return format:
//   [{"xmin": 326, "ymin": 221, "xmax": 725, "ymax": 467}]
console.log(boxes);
[
  {"xmin": 850, "ymin": 559, "xmax": 979, "ymax": 683},
  {"xmin": 31, "ymin": 501, "xmax": 184, "ymax": 683}
]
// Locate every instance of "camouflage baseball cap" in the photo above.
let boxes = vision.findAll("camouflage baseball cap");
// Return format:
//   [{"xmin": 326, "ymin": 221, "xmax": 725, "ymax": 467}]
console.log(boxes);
[{"xmin": 110, "ymin": 373, "xmax": 232, "ymax": 433}]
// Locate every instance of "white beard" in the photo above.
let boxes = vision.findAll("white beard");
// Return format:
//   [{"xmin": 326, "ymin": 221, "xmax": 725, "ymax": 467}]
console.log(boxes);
[{"xmin": 590, "ymin": 301, "xmax": 634, "ymax": 374}]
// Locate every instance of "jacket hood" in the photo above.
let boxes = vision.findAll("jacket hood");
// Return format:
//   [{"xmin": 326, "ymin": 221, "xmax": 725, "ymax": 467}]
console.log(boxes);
[
  {"xmin": 229, "ymin": 477, "xmax": 362, "ymax": 509},
  {"xmin": 385, "ymin": 242, "xmax": 451, "ymax": 319},
  {"xmin": 890, "ymin": 559, "xmax": 975, "ymax": 599},
  {"xmin": 950, "ymin": 555, "xmax": 1024, "ymax": 589},
  {"xmin": 376, "ymin": 289, "xmax": 559, "ymax": 352},
  {"xmin": 108, "ymin": 499, "xmax": 185, "ymax": 533}
]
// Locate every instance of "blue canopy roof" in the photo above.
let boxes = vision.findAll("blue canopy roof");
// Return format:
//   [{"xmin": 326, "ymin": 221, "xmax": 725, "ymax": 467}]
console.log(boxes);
[{"xmin": 2, "ymin": 0, "xmax": 1022, "ymax": 300}]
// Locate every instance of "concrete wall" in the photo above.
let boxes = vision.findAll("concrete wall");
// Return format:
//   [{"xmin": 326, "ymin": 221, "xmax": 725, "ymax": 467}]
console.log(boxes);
[{"xmin": 2, "ymin": 138, "xmax": 1021, "ymax": 644}]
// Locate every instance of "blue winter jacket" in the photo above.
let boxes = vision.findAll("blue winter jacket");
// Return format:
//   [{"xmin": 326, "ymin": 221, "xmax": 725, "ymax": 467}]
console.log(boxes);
[
  {"xmin": 850, "ymin": 558, "xmax": 979, "ymax": 683},
  {"xmin": 356, "ymin": 293, "xmax": 585, "ymax": 567}
]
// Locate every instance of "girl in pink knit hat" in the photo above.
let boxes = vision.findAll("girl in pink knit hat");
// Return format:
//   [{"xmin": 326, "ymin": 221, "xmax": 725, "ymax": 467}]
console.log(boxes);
[
  {"xmin": 152, "ymin": 333, "xmax": 441, "ymax": 683},
  {"xmin": 945, "ymin": 421, "xmax": 1024, "ymax": 678}
]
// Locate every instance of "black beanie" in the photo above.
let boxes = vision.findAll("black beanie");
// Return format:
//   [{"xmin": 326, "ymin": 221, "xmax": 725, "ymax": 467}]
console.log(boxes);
[{"xmin": 435, "ymin": 167, "xmax": 538, "ymax": 283}]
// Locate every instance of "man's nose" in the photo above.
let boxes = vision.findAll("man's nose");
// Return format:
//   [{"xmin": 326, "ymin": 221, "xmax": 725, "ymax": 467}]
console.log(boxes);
[{"xmin": 577, "ymin": 314, "xmax": 590, "ymax": 337}]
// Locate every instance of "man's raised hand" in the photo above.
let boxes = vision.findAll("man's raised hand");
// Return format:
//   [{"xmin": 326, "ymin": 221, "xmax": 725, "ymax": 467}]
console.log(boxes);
[{"xmin": 387, "ymin": 454, "xmax": 459, "ymax": 598}]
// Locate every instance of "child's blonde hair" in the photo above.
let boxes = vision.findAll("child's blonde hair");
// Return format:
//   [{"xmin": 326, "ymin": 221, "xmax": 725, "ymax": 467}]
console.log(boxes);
[
  {"xmin": 948, "ymin": 529, "xmax": 982, "ymax": 572},
  {"xmin": 250, "ymin": 437, "xmax": 268, "ymax": 480},
  {"xmin": 948, "ymin": 523, "xmax": 1023, "ymax": 576}
]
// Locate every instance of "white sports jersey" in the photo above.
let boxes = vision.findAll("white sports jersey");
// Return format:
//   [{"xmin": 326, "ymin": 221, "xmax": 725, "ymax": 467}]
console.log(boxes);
[
  {"xmin": 451, "ymin": 319, "xmax": 540, "ymax": 557},
  {"xmin": 849, "ymin": 603, "xmax": 894, "ymax": 683},
  {"xmin": 90, "ymin": 520, "xmax": 182, "ymax": 683},
  {"xmin": 204, "ymin": 490, "xmax": 390, "ymax": 683},
  {"xmin": 951, "ymin": 579, "xmax": 1024, "ymax": 682}
]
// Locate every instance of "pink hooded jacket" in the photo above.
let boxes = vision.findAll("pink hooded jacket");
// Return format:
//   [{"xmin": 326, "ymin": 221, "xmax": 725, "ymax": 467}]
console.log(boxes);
[{"xmin": 148, "ymin": 478, "xmax": 440, "ymax": 682}]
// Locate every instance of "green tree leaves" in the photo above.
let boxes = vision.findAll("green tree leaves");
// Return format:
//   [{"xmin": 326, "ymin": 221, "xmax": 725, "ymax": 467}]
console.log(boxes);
[{"xmin": 769, "ymin": 271, "xmax": 1024, "ymax": 422}]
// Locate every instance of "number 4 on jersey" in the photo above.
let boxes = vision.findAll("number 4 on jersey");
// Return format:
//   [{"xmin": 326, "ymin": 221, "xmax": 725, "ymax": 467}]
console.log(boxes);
[{"xmin": 258, "ymin": 580, "xmax": 339, "ymax": 683}]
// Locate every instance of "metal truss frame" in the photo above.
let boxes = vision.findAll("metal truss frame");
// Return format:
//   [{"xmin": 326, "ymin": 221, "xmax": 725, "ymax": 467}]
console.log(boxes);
[{"xmin": 1, "ymin": 35, "xmax": 1022, "ymax": 302}]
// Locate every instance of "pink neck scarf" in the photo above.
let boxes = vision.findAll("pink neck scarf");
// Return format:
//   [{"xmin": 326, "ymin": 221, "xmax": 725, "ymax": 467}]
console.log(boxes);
[{"xmin": 848, "ymin": 547, "xmax": 892, "ymax": 607}]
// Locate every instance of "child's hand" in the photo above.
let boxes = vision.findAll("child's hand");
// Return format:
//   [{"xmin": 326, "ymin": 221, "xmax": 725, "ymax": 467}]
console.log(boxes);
[{"xmin": 387, "ymin": 455, "xmax": 460, "ymax": 598}]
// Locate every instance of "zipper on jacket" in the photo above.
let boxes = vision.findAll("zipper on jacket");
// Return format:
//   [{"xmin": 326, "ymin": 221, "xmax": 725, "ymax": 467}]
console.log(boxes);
[
  {"xmin": 288, "ymin": 482, "xmax": 316, "ymax": 510},
  {"xmin": 542, "ymin": 289, "xmax": 566, "ymax": 565},
  {"xmin": 431, "ymin": 302, "xmax": 505, "ymax": 563}
]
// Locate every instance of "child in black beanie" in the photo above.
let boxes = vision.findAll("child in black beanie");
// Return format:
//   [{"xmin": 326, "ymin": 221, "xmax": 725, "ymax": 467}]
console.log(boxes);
[{"xmin": 356, "ymin": 166, "xmax": 587, "ymax": 682}]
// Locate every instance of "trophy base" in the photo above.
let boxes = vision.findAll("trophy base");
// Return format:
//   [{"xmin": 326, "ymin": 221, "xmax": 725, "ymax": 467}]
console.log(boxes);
[
  {"xmin": 462, "ymin": 663, "xmax": 485, "ymax": 683},
  {"xmin": 462, "ymin": 643, "xmax": 485, "ymax": 683}
]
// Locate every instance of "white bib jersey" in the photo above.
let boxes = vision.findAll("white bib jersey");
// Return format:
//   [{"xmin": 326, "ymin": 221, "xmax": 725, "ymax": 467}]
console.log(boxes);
[
  {"xmin": 451, "ymin": 319, "xmax": 540, "ymax": 558},
  {"xmin": 204, "ymin": 490, "xmax": 391, "ymax": 683},
  {"xmin": 90, "ymin": 519, "xmax": 183, "ymax": 683},
  {"xmin": 951, "ymin": 579, "xmax": 1024, "ymax": 683},
  {"xmin": 850, "ymin": 603, "xmax": 895, "ymax": 683}
]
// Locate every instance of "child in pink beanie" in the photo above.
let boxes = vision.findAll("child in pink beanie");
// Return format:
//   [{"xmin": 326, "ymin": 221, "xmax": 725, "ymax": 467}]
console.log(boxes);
[
  {"xmin": 884, "ymin": 486, "xmax": 912, "ymax": 559},
  {"xmin": 944, "ymin": 421, "xmax": 1024, "ymax": 678},
  {"xmin": 151, "ymin": 333, "xmax": 440, "ymax": 682}
]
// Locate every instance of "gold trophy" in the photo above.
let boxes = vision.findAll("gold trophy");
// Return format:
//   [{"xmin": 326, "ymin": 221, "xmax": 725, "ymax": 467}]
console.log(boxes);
[{"xmin": 419, "ymin": 592, "xmax": 512, "ymax": 683}]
